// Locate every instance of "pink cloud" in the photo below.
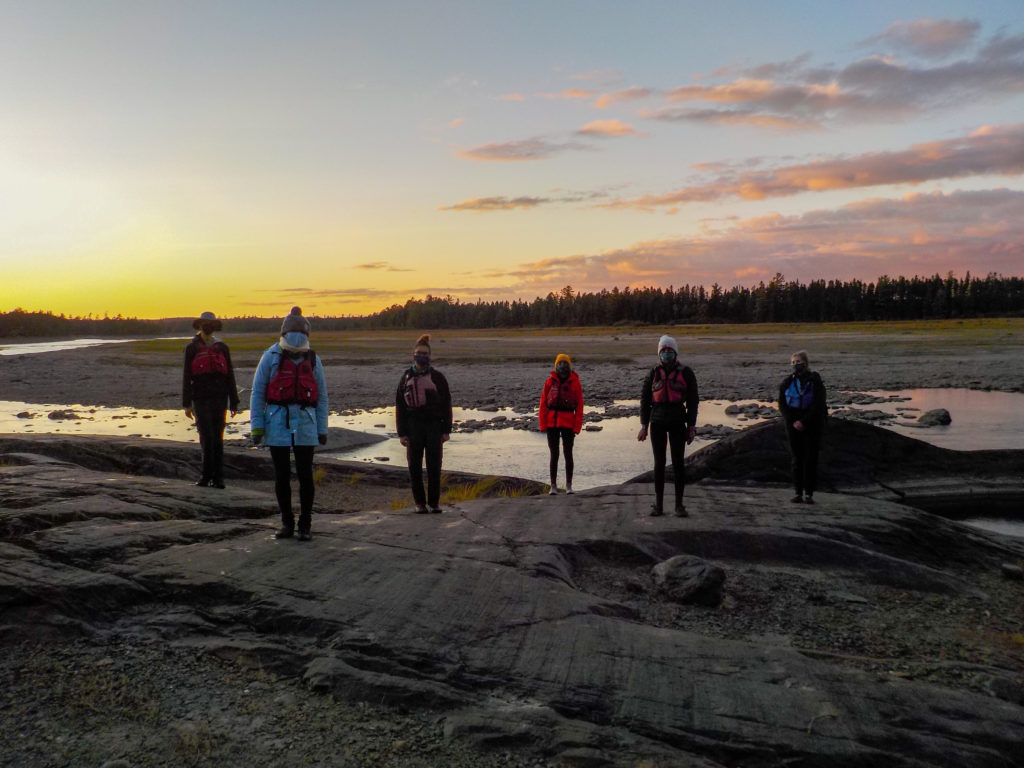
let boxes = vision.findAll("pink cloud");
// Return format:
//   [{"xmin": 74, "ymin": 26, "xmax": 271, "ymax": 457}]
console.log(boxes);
[
  {"xmin": 497, "ymin": 93, "xmax": 525, "ymax": 101},
  {"xmin": 576, "ymin": 119, "xmax": 640, "ymax": 137},
  {"xmin": 603, "ymin": 123, "xmax": 1024, "ymax": 210},
  {"xmin": 492, "ymin": 189, "xmax": 1024, "ymax": 293},
  {"xmin": 593, "ymin": 86, "xmax": 654, "ymax": 109}
]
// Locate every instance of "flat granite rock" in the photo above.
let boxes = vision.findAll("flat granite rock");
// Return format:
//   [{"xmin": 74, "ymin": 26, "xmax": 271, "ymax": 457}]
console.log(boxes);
[{"xmin": 2, "ymin": 431, "xmax": 1023, "ymax": 767}]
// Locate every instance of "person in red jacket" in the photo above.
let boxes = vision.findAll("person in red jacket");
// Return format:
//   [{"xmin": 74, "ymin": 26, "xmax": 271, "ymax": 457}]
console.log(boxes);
[{"xmin": 538, "ymin": 353, "xmax": 584, "ymax": 495}]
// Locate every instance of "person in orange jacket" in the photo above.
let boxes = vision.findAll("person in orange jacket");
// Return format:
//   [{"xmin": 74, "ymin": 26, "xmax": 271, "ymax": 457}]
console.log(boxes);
[{"xmin": 538, "ymin": 353, "xmax": 584, "ymax": 494}]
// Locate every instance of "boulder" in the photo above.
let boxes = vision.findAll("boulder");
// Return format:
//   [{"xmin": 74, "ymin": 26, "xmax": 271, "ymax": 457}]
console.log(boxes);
[
  {"xmin": 651, "ymin": 555, "xmax": 725, "ymax": 606},
  {"xmin": 918, "ymin": 408, "xmax": 952, "ymax": 426}
]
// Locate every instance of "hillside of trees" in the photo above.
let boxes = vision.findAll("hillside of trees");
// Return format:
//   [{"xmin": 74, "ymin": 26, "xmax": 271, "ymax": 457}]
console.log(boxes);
[{"xmin": 3, "ymin": 272, "xmax": 1022, "ymax": 338}]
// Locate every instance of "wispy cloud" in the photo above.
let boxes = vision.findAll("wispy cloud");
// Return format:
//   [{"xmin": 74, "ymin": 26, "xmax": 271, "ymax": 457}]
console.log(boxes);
[
  {"xmin": 643, "ymin": 106, "xmax": 823, "ymax": 132},
  {"xmin": 602, "ymin": 123, "xmax": 1024, "ymax": 210},
  {"xmin": 355, "ymin": 262, "xmax": 413, "ymax": 272},
  {"xmin": 576, "ymin": 119, "xmax": 641, "ymax": 137},
  {"xmin": 455, "ymin": 138, "xmax": 591, "ymax": 162},
  {"xmin": 439, "ymin": 188, "xmax": 613, "ymax": 213},
  {"xmin": 449, "ymin": 117, "xmax": 464, "ymax": 128},
  {"xmin": 497, "ymin": 93, "xmax": 525, "ymax": 101},
  {"xmin": 860, "ymin": 18, "xmax": 980, "ymax": 59},
  {"xmin": 439, "ymin": 196, "xmax": 550, "ymax": 212},
  {"xmin": 538, "ymin": 88, "xmax": 596, "ymax": 100},
  {"xmin": 593, "ymin": 86, "xmax": 654, "ymax": 109}
]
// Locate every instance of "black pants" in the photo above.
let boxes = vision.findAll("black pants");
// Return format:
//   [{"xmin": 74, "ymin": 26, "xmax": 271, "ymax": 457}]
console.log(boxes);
[
  {"xmin": 546, "ymin": 427, "xmax": 575, "ymax": 485},
  {"xmin": 407, "ymin": 428, "xmax": 443, "ymax": 508},
  {"xmin": 270, "ymin": 445, "xmax": 315, "ymax": 528},
  {"xmin": 193, "ymin": 397, "xmax": 227, "ymax": 483},
  {"xmin": 786, "ymin": 424, "xmax": 822, "ymax": 496},
  {"xmin": 650, "ymin": 422, "xmax": 687, "ymax": 509}
]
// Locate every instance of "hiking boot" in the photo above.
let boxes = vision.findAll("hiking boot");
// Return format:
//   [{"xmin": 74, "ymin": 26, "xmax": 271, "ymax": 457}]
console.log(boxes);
[
  {"xmin": 804, "ymin": 495, "xmax": 815, "ymax": 505},
  {"xmin": 790, "ymin": 494, "xmax": 804, "ymax": 504},
  {"xmin": 414, "ymin": 505, "xmax": 429, "ymax": 514},
  {"xmin": 548, "ymin": 487, "xmax": 558, "ymax": 495},
  {"xmin": 649, "ymin": 503, "xmax": 664, "ymax": 517},
  {"xmin": 429, "ymin": 507, "xmax": 443, "ymax": 514},
  {"xmin": 274, "ymin": 526, "xmax": 294, "ymax": 539},
  {"xmin": 210, "ymin": 479, "xmax": 225, "ymax": 489},
  {"xmin": 566, "ymin": 486, "xmax": 574, "ymax": 495},
  {"xmin": 674, "ymin": 504, "xmax": 688, "ymax": 517},
  {"xmin": 297, "ymin": 528, "xmax": 312, "ymax": 542},
  {"xmin": 195, "ymin": 478, "xmax": 211, "ymax": 487}
]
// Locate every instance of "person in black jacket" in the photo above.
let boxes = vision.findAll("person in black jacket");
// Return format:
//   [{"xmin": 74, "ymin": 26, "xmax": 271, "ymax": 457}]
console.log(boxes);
[
  {"xmin": 637, "ymin": 334, "xmax": 699, "ymax": 517},
  {"xmin": 183, "ymin": 311, "xmax": 240, "ymax": 488},
  {"xmin": 778, "ymin": 350, "xmax": 827, "ymax": 504},
  {"xmin": 396, "ymin": 334, "xmax": 453, "ymax": 513}
]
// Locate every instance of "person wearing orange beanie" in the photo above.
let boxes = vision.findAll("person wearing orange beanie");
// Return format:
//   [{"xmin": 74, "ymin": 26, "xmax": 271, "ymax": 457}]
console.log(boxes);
[{"xmin": 538, "ymin": 353, "xmax": 584, "ymax": 494}]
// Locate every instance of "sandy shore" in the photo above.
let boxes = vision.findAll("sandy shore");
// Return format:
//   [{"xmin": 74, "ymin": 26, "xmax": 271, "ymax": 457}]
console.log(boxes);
[{"xmin": 2, "ymin": 321, "xmax": 1022, "ymax": 412}]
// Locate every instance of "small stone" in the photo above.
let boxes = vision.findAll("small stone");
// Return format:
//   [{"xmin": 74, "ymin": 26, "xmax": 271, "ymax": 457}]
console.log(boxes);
[
  {"xmin": 584, "ymin": 425, "xmax": 603, "ymax": 432},
  {"xmin": 374, "ymin": 456, "xmax": 390, "ymax": 462},
  {"xmin": 1000, "ymin": 563, "xmax": 1023, "ymax": 580}
]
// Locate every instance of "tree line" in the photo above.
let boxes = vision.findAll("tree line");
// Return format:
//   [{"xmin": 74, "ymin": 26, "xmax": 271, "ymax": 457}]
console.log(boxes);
[{"xmin": 3, "ymin": 272, "xmax": 1022, "ymax": 338}]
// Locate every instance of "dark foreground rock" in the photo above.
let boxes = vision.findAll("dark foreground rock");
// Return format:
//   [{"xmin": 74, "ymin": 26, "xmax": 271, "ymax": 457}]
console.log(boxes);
[{"xmin": 2, "ymin": 431, "xmax": 1024, "ymax": 767}]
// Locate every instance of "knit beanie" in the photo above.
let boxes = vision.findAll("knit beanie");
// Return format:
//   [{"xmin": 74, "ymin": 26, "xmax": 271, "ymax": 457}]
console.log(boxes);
[
  {"xmin": 658, "ymin": 334, "xmax": 678, "ymax": 355},
  {"xmin": 413, "ymin": 334, "xmax": 431, "ymax": 354},
  {"xmin": 554, "ymin": 353, "xmax": 572, "ymax": 368},
  {"xmin": 281, "ymin": 306, "xmax": 311, "ymax": 336}
]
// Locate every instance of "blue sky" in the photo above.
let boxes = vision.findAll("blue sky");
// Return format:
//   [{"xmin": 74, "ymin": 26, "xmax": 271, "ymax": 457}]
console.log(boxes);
[{"xmin": 2, "ymin": 1, "xmax": 1023, "ymax": 317}]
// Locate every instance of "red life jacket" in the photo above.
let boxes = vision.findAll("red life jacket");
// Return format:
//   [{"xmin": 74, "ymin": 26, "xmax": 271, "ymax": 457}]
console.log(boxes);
[
  {"xmin": 190, "ymin": 344, "xmax": 228, "ymax": 376},
  {"xmin": 267, "ymin": 350, "xmax": 318, "ymax": 406},
  {"xmin": 651, "ymin": 366, "xmax": 686, "ymax": 404},
  {"xmin": 545, "ymin": 375, "xmax": 577, "ymax": 411},
  {"xmin": 403, "ymin": 370, "xmax": 437, "ymax": 408}
]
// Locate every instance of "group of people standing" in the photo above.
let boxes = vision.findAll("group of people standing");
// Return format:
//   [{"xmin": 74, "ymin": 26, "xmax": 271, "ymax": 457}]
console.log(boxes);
[{"xmin": 182, "ymin": 309, "xmax": 827, "ymax": 540}]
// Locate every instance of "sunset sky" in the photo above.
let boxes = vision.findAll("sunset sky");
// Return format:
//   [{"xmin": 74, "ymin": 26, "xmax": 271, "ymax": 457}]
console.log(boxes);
[{"xmin": 2, "ymin": 1, "xmax": 1023, "ymax": 319}]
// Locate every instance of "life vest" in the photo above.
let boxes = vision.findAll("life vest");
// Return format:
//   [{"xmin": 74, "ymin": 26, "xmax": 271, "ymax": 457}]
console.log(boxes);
[
  {"xmin": 267, "ymin": 350, "xmax": 318, "ymax": 406},
  {"xmin": 403, "ymin": 369, "xmax": 437, "ymax": 409},
  {"xmin": 190, "ymin": 344, "xmax": 228, "ymax": 376},
  {"xmin": 651, "ymin": 366, "xmax": 686, "ymax": 404},
  {"xmin": 784, "ymin": 376, "xmax": 814, "ymax": 410},
  {"xmin": 545, "ymin": 375, "xmax": 577, "ymax": 412}
]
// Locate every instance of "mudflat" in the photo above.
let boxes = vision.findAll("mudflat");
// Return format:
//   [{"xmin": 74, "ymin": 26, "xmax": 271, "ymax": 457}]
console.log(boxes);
[{"xmin": 3, "ymin": 319, "xmax": 1022, "ymax": 411}]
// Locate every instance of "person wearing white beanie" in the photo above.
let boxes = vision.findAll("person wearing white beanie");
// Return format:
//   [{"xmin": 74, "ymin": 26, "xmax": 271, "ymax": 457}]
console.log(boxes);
[{"xmin": 637, "ymin": 334, "xmax": 699, "ymax": 516}]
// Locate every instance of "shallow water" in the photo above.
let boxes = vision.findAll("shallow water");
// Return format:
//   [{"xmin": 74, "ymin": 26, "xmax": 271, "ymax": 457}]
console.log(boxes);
[
  {"xmin": 2, "ymin": 389, "xmax": 1022, "ymax": 491},
  {"xmin": 0, "ymin": 338, "xmax": 139, "ymax": 356}
]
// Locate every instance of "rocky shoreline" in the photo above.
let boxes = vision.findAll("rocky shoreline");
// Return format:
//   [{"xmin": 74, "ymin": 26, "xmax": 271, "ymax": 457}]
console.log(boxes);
[{"xmin": 2, "ymin": 425, "xmax": 1023, "ymax": 767}]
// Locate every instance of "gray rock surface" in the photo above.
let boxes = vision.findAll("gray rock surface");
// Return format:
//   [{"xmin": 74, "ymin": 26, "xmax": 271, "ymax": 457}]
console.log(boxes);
[{"xmin": 2, "ymin": 430, "xmax": 1023, "ymax": 767}]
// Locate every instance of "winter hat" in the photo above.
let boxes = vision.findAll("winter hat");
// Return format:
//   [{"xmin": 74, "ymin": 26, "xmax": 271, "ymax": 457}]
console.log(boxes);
[
  {"xmin": 413, "ymin": 334, "xmax": 431, "ymax": 354},
  {"xmin": 554, "ymin": 353, "xmax": 572, "ymax": 368},
  {"xmin": 192, "ymin": 311, "xmax": 223, "ymax": 331},
  {"xmin": 280, "ymin": 306, "xmax": 311, "ymax": 336},
  {"xmin": 658, "ymin": 335, "xmax": 678, "ymax": 355}
]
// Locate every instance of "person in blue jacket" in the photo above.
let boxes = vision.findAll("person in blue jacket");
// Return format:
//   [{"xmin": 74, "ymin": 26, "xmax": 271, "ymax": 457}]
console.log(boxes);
[
  {"xmin": 250, "ymin": 307, "xmax": 329, "ymax": 541},
  {"xmin": 778, "ymin": 349, "xmax": 827, "ymax": 504}
]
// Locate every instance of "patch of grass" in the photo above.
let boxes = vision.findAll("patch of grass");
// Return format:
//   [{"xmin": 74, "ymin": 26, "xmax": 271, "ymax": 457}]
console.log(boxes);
[
  {"xmin": 171, "ymin": 722, "xmax": 217, "ymax": 759},
  {"xmin": 343, "ymin": 471, "xmax": 366, "ymax": 486},
  {"xmin": 389, "ymin": 495, "xmax": 410, "ymax": 510},
  {"xmin": 312, "ymin": 466, "xmax": 327, "ymax": 485}
]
